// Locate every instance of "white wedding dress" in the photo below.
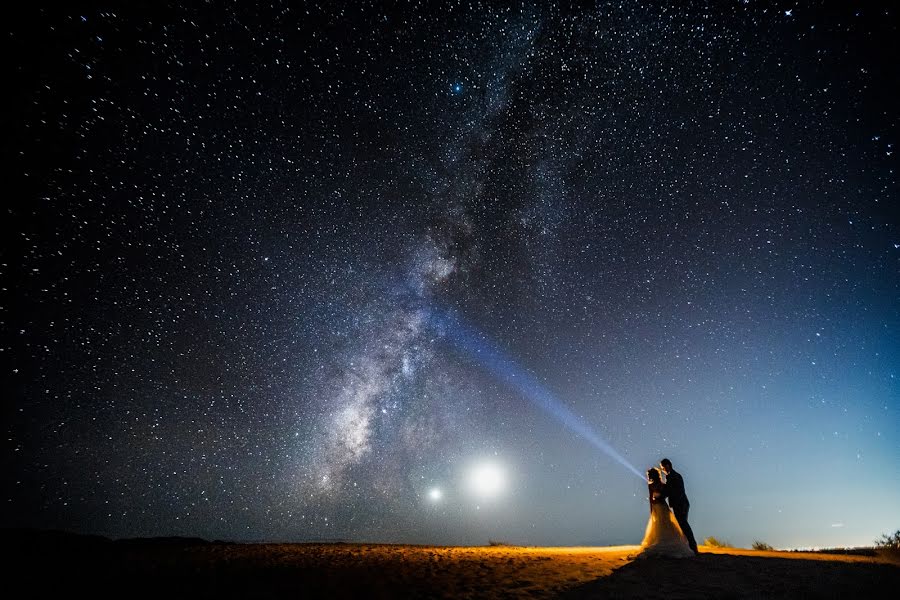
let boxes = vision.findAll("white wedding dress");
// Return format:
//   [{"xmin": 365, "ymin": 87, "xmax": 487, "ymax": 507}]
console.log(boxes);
[{"xmin": 636, "ymin": 486, "xmax": 695, "ymax": 558}]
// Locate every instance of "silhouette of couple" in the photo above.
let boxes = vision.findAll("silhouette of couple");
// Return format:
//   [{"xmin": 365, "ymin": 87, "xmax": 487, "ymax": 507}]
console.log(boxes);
[{"xmin": 636, "ymin": 458, "xmax": 699, "ymax": 558}]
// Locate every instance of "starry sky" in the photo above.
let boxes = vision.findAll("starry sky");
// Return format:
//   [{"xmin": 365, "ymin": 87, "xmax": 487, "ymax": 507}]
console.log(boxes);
[{"xmin": 4, "ymin": 2, "xmax": 898, "ymax": 549}]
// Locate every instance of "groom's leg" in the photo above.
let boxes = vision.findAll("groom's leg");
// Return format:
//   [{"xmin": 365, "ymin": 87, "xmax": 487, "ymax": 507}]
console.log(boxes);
[{"xmin": 674, "ymin": 506, "xmax": 698, "ymax": 554}]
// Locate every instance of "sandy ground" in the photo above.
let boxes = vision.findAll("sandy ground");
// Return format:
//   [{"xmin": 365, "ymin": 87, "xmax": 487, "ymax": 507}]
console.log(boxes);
[{"xmin": 7, "ymin": 530, "xmax": 899, "ymax": 599}]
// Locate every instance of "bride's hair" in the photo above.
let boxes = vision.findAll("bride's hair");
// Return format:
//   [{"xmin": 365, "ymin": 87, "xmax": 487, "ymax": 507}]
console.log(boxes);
[{"xmin": 646, "ymin": 467, "xmax": 661, "ymax": 483}]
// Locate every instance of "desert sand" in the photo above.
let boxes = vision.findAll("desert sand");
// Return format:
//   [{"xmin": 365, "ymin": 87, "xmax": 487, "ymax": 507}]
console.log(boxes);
[{"xmin": 7, "ymin": 529, "xmax": 899, "ymax": 598}]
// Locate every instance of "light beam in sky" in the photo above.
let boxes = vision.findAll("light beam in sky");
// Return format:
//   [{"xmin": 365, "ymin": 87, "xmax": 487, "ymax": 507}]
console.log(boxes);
[{"xmin": 429, "ymin": 307, "xmax": 644, "ymax": 480}]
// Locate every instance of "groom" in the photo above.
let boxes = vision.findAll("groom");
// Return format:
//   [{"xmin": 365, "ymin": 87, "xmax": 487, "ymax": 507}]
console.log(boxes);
[{"xmin": 660, "ymin": 458, "xmax": 699, "ymax": 555}]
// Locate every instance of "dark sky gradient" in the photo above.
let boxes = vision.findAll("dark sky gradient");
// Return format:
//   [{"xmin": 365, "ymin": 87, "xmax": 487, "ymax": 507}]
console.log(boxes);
[{"xmin": 4, "ymin": 2, "xmax": 898, "ymax": 549}]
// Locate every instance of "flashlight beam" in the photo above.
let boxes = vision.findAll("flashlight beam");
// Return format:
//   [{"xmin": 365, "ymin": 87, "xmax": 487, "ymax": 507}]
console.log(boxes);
[{"xmin": 428, "ymin": 308, "xmax": 644, "ymax": 480}]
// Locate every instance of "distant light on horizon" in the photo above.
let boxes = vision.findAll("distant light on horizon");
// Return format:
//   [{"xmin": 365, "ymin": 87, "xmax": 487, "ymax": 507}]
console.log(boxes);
[
  {"xmin": 428, "ymin": 488, "xmax": 443, "ymax": 501},
  {"xmin": 468, "ymin": 462, "xmax": 506, "ymax": 498}
]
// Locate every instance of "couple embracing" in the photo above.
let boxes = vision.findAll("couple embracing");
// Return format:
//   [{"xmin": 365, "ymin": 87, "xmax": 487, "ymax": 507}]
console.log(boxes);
[{"xmin": 636, "ymin": 458, "xmax": 700, "ymax": 558}]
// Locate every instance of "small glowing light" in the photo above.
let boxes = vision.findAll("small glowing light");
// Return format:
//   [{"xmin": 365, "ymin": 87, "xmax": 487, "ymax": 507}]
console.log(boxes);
[
  {"xmin": 428, "ymin": 488, "xmax": 442, "ymax": 501},
  {"xmin": 469, "ymin": 462, "xmax": 505, "ymax": 498}
]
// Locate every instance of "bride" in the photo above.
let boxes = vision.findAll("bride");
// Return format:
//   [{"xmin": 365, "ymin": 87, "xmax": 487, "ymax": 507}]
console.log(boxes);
[{"xmin": 635, "ymin": 467, "xmax": 695, "ymax": 558}]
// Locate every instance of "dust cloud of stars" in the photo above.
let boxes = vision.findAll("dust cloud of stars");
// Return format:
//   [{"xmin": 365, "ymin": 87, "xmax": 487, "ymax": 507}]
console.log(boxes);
[{"xmin": 4, "ymin": 2, "xmax": 898, "ymax": 548}]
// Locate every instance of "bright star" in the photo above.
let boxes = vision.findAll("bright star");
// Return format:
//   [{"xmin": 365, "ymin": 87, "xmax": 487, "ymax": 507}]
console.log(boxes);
[{"xmin": 428, "ymin": 488, "xmax": 442, "ymax": 501}]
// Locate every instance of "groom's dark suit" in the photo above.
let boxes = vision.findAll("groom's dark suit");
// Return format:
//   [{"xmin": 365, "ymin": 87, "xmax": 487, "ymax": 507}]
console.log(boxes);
[{"xmin": 664, "ymin": 469, "xmax": 698, "ymax": 554}]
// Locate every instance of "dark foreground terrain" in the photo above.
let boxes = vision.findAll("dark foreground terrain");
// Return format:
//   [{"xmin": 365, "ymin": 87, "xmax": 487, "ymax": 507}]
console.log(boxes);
[{"xmin": 6, "ymin": 529, "xmax": 899, "ymax": 599}]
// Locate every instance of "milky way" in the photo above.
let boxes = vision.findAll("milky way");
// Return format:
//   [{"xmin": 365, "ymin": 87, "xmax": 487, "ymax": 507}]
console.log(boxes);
[{"xmin": 5, "ymin": 2, "xmax": 898, "ymax": 547}]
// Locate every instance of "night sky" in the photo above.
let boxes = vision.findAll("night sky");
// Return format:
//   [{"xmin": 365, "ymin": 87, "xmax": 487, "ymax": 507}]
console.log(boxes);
[{"xmin": 4, "ymin": 2, "xmax": 898, "ymax": 549}]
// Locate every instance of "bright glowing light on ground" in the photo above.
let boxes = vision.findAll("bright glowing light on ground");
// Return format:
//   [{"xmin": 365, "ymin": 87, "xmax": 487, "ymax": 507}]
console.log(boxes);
[
  {"xmin": 428, "ymin": 488, "xmax": 442, "ymax": 501},
  {"xmin": 469, "ymin": 462, "xmax": 505, "ymax": 498}
]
